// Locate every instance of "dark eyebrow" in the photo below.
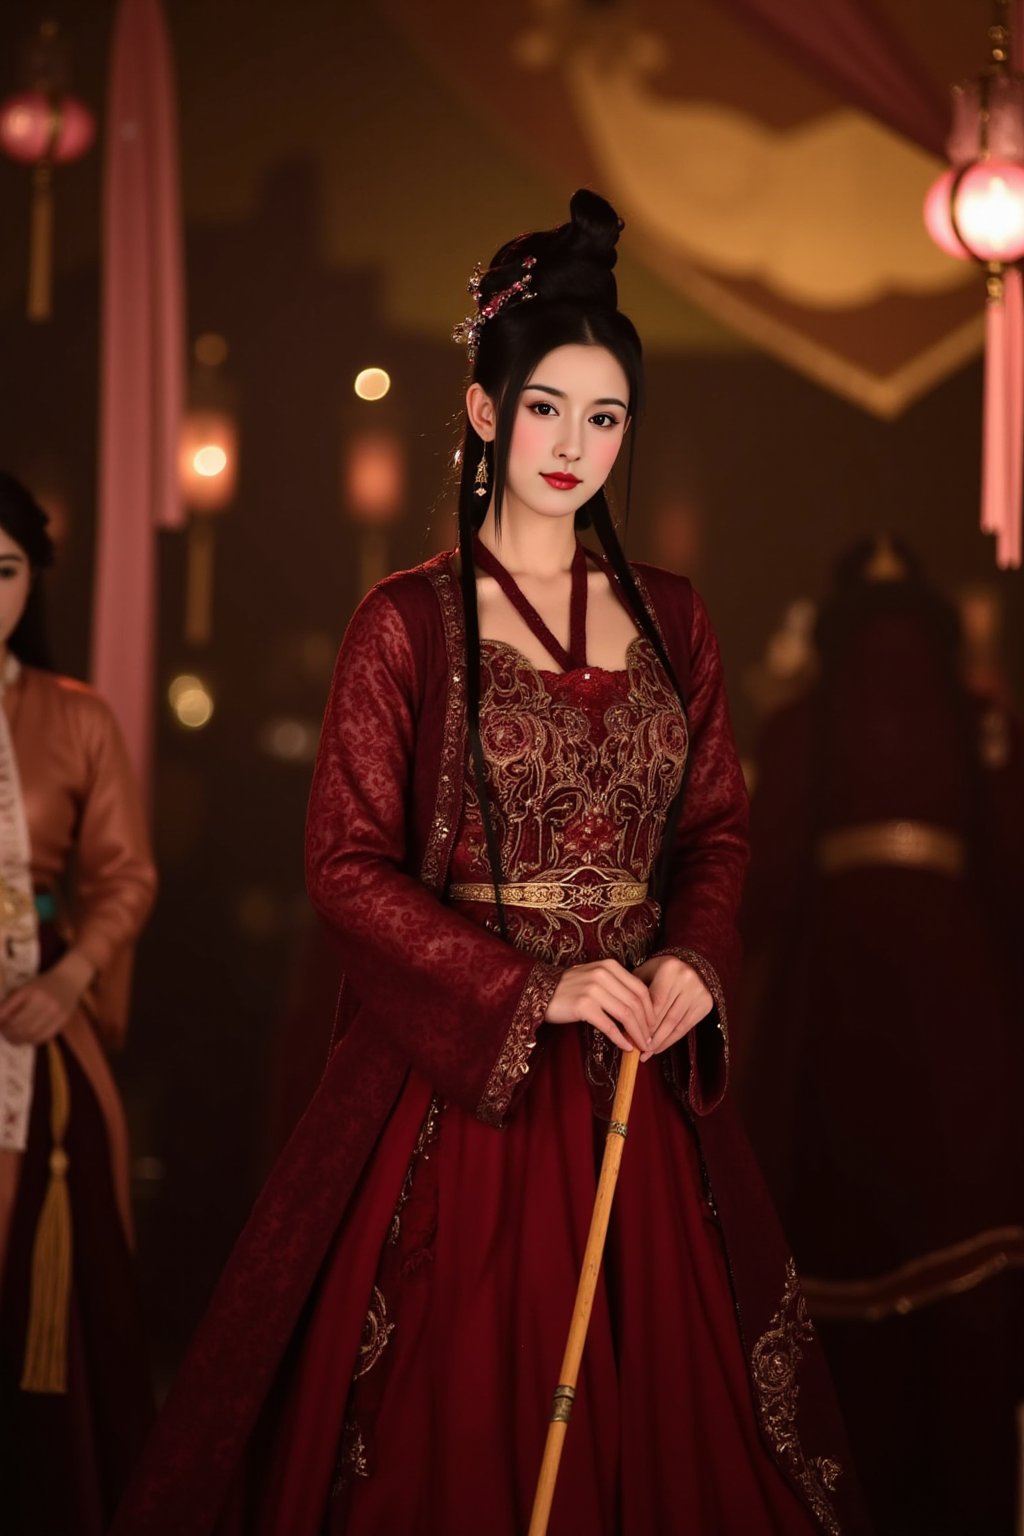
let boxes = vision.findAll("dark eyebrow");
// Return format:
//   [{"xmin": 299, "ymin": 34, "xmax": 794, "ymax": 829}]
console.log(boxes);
[
  {"xmin": 523, "ymin": 382, "xmax": 628, "ymax": 410},
  {"xmin": 0, "ymin": 553, "xmax": 25, "ymax": 563}
]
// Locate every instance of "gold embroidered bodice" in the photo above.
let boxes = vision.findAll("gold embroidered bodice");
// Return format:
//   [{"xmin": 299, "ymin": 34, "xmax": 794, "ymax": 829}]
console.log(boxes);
[{"xmin": 449, "ymin": 637, "xmax": 688, "ymax": 968}]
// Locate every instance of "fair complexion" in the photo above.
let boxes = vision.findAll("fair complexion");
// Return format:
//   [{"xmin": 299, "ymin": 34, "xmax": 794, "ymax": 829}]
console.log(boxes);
[
  {"xmin": 466, "ymin": 343, "xmax": 711, "ymax": 1058},
  {"xmin": 0, "ymin": 527, "xmax": 96, "ymax": 1046}
]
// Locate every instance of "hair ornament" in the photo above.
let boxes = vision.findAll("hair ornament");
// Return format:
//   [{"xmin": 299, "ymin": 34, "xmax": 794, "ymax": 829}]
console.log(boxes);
[{"xmin": 452, "ymin": 254, "xmax": 537, "ymax": 360}]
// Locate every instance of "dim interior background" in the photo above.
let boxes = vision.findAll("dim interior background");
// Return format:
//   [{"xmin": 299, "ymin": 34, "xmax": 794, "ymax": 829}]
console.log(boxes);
[{"xmin": 0, "ymin": 0, "xmax": 1020, "ymax": 1382}]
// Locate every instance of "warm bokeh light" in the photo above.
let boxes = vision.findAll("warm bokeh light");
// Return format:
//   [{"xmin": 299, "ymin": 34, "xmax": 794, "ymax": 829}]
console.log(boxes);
[
  {"xmin": 0, "ymin": 91, "xmax": 95, "ymax": 165},
  {"xmin": 180, "ymin": 410, "xmax": 238, "ymax": 511},
  {"xmin": 195, "ymin": 332, "xmax": 229, "ymax": 367},
  {"xmin": 354, "ymin": 367, "xmax": 391, "ymax": 401},
  {"xmin": 168, "ymin": 674, "xmax": 215, "ymax": 730},
  {"xmin": 344, "ymin": 430, "xmax": 405, "ymax": 524},
  {"xmin": 193, "ymin": 445, "xmax": 228, "ymax": 478},
  {"xmin": 926, "ymin": 162, "xmax": 1024, "ymax": 264},
  {"xmin": 259, "ymin": 717, "xmax": 319, "ymax": 764},
  {"xmin": 954, "ymin": 162, "xmax": 1024, "ymax": 262}
]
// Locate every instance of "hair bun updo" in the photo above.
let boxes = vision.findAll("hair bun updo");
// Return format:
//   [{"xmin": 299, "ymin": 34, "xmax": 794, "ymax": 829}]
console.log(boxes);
[
  {"xmin": 563, "ymin": 187, "xmax": 623, "ymax": 270},
  {"xmin": 480, "ymin": 188, "xmax": 625, "ymax": 316}
]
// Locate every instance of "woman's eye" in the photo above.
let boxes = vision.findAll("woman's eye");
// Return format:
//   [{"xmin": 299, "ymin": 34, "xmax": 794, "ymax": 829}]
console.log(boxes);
[
  {"xmin": 528, "ymin": 400, "xmax": 556, "ymax": 416},
  {"xmin": 591, "ymin": 413, "xmax": 619, "ymax": 429},
  {"xmin": 0, "ymin": 568, "xmax": 18, "ymax": 580}
]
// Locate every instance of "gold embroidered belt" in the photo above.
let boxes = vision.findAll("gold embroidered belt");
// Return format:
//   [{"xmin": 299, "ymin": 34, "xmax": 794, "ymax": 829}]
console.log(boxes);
[
  {"xmin": 816, "ymin": 820, "xmax": 966, "ymax": 878},
  {"xmin": 448, "ymin": 875, "xmax": 650, "ymax": 913}
]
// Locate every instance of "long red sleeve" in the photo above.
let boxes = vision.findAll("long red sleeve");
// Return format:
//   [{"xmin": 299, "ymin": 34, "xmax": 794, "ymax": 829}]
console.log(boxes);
[
  {"xmin": 305, "ymin": 587, "xmax": 559, "ymax": 1126},
  {"xmin": 651, "ymin": 591, "xmax": 750, "ymax": 1113}
]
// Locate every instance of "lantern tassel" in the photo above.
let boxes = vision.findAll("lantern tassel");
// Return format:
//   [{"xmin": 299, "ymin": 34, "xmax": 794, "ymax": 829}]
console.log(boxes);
[
  {"xmin": 27, "ymin": 161, "xmax": 54, "ymax": 323},
  {"xmin": 981, "ymin": 266, "xmax": 1024, "ymax": 570}
]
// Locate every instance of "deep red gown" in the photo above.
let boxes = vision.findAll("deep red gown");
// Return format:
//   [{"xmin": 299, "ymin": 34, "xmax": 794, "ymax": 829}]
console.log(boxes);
[
  {"xmin": 111, "ymin": 552, "xmax": 867, "ymax": 1536},
  {"xmin": 254, "ymin": 639, "xmax": 817, "ymax": 1535}
]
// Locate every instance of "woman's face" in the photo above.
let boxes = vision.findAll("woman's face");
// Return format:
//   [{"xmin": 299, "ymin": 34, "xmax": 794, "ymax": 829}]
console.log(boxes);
[
  {"xmin": 0, "ymin": 527, "xmax": 32, "ymax": 651},
  {"xmin": 502, "ymin": 343, "xmax": 630, "ymax": 522}
]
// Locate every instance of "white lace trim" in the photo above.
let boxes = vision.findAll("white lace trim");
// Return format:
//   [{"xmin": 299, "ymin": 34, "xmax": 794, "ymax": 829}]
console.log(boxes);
[{"xmin": 0, "ymin": 654, "xmax": 41, "ymax": 1152}]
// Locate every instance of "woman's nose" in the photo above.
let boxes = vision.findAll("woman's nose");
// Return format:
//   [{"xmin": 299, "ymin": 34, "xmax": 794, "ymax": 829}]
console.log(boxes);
[{"xmin": 555, "ymin": 425, "xmax": 582, "ymax": 461}]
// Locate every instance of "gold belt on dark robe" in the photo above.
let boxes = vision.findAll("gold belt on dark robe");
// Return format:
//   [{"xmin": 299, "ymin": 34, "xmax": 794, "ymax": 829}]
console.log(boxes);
[
  {"xmin": 448, "ymin": 873, "xmax": 649, "ymax": 913},
  {"xmin": 816, "ymin": 820, "xmax": 966, "ymax": 878}
]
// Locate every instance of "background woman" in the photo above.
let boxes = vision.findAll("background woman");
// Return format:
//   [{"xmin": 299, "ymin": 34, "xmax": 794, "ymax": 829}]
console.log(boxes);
[
  {"xmin": 113, "ymin": 192, "xmax": 867, "ymax": 1535},
  {"xmin": 0, "ymin": 473, "xmax": 157, "ymax": 1536},
  {"xmin": 738, "ymin": 539, "xmax": 1024, "ymax": 1535}
]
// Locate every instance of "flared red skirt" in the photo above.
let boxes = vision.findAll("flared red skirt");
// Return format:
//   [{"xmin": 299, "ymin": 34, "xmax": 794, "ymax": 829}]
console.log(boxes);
[{"xmin": 256, "ymin": 1023, "xmax": 818, "ymax": 1536}]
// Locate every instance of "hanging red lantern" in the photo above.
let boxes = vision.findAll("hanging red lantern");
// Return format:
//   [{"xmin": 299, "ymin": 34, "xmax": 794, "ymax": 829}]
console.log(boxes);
[
  {"xmin": 923, "ymin": 169, "xmax": 971, "ymax": 261},
  {"xmin": 951, "ymin": 160, "xmax": 1024, "ymax": 262},
  {"xmin": 0, "ymin": 90, "xmax": 94, "ymax": 164},
  {"xmin": 923, "ymin": 4, "xmax": 1024, "ymax": 568},
  {"xmin": 0, "ymin": 26, "xmax": 95, "ymax": 322}
]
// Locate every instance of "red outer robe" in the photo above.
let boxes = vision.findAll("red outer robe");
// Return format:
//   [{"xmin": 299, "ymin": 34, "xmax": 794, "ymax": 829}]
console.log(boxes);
[{"xmin": 112, "ymin": 552, "xmax": 869, "ymax": 1535}]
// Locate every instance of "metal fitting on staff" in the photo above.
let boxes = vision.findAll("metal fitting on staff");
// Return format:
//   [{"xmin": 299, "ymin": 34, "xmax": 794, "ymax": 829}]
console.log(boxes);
[
  {"xmin": 550, "ymin": 1385, "xmax": 576, "ymax": 1423},
  {"xmin": 607, "ymin": 1121, "xmax": 629, "ymax": 1139}
]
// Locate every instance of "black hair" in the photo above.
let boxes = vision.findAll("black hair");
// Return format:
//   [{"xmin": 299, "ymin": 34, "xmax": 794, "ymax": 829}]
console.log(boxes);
[
  {"xmin": 454, "ymin": 189, "xmax": 688, "ymax": 938},
  {"xmin": 0, "ymin": 473, "xmax": 55, "ymax": 671}
]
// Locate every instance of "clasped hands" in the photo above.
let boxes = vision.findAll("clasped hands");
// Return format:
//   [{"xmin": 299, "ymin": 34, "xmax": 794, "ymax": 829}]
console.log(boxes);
[
  {"xmin": 544, "ymin": 954, "xmax": 712, "ymax": 1062},
  {"xmin": 0, "ymin": 950, "xmax": 95, "ymax": 1046}
]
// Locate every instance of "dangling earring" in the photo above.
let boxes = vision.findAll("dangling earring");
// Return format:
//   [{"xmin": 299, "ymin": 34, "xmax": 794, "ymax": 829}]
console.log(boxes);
[{"xmin": 474, "ymin": 448, "xmax": 489, "ymax": 498}]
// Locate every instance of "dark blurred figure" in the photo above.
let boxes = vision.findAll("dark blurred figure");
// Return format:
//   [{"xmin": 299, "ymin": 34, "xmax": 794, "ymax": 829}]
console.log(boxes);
[{"xmin": 738, "ymin": 537, "xmax": 1024, "ymax": 1535}]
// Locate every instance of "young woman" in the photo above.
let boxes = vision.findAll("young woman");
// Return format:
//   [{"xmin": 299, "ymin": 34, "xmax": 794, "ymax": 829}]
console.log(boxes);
[
  {"xmin": 113, "ymin": 192, "xmax": 868, "ymax": 1535},
  {"xmin": 0, "ymin": 474, "xmax": 157, "ymax": 1536}
]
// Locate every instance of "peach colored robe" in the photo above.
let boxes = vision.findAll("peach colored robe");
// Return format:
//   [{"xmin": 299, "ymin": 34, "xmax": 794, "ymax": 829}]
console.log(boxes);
[{"xmin": 0, "ymin": 666, "xmax": 156, "ymax": 1279}]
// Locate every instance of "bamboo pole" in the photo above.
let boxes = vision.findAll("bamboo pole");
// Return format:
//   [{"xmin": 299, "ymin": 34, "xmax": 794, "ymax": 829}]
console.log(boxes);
[{"xmin": 527, "ymin": 1047, "xmax": 640, "ymax": 1536}]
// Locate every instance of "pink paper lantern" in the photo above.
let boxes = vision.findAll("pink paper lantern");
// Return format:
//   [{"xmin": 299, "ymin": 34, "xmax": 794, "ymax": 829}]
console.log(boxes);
[
  {"xmin": 0, "ymin": 86, "xmax": 95, "ymax": 321},
  {"xmin": 0, "ymin": 92, "xmax": 50, "ymax": 162},
  {"xmin": 923, "ymin": 170, "xmax": 970, "ymax": 261},
  {"xmin": 0, "ymin": 90, "xmax": 94, "ymax": 166},
  {"xmin": 52, "ymin": 97, "xmax": 95, "ymax": 163},
  {"xmin": 921, "ymin": 12, "xmax": 1024, "ymax": 569},
  {"xmin": 953, "ymin": 160, "xmax": 1024, "ymax": 263}
]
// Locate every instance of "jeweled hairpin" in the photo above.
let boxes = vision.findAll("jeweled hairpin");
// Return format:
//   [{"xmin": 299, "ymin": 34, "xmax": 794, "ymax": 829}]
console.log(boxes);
[{"xmin": 452, "ymin": 254, "xmax": 538, "ymax": 361}]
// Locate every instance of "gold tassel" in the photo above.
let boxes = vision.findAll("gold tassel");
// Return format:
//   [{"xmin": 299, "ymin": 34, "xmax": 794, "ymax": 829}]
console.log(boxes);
[{"xmin": 20, "ymin": 1040, "xmax": 72, "ymax": 1394}]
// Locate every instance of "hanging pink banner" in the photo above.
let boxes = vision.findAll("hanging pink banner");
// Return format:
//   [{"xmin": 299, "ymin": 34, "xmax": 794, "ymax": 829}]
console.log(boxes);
[
  {"xmin": 979, "ymin": 0, "xmax": 1024, "ymax": 570},
  {"xmin": 92, "ymin": 0, "xmax": 185, "ymax": 801},
  {"xmin": 982, "ymin": 269, "xmax": 1024, "ymax": 569}
]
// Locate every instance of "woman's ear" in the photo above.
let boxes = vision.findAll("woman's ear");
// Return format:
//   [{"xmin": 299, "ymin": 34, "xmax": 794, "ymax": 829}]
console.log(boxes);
[{"xmin": 465, "ymin": 382, "xmax": 497, "ymax": 442}]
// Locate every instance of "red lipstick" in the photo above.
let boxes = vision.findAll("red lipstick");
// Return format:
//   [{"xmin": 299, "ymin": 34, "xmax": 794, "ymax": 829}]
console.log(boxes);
[{"xmin": 541, "ymin": 472, "xmax": 581, "ymax": 491}]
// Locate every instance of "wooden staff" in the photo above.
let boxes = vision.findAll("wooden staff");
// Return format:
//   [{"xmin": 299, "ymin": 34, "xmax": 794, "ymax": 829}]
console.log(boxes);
[{"xmin": 527, "ymin": 1047, "xmax": 641, "ymax": 1536}]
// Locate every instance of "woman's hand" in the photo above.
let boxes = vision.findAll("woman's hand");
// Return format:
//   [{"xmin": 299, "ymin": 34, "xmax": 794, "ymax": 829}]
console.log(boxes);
[
  {"xmin": 545, "ymin": 958, "xmax": 657, "ymax": 1053},
  {"xmin": 633, "ymin": 955, "xmax": 713, "ymax": 1062},
  {"xmin": 0, "ymin": 950, "xmax": 95, "ymax": 1046}
]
